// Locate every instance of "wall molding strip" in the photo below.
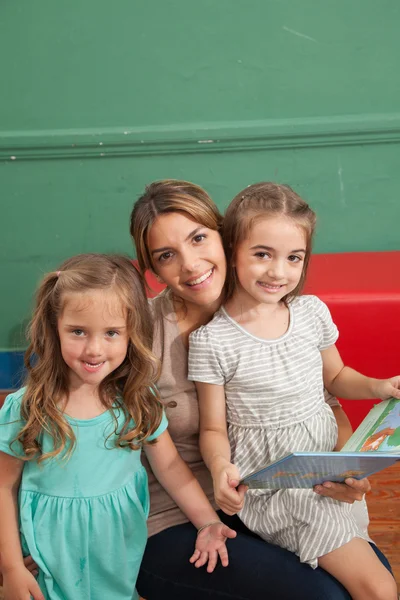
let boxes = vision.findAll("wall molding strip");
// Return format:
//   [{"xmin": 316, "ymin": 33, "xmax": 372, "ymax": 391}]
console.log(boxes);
[{"xmin": 1, "ymin": 113, "xmax": 400, "ymax": 161}]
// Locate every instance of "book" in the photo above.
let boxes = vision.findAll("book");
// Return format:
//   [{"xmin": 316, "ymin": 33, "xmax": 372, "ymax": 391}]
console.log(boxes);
[{"xmin": 240, "ymin": 398, "xmax": 400, "ymax": 490}]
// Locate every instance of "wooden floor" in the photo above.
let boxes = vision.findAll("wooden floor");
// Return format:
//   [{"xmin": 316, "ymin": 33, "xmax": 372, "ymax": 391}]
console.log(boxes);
[{"xmin": 367, "ymin": 464, "xmax": 400, "ymax": 593}]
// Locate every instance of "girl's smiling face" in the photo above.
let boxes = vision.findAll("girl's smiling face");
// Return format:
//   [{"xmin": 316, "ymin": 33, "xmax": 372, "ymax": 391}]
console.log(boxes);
[
  {"xmin": 233, "ymin": 215, "xmax": 307, "ymax": 309},
  {"xmin": 147, "ymin": 212, "xmax": 226, "ymax": 311},
  {"xmin": 57, "ymin": 289, "xmax": 129, "ymax": 391}
]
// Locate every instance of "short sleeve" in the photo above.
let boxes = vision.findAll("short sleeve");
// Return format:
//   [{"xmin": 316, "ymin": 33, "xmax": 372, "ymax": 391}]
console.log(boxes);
[
  {"xmin": 324, "ymin": 389, "xmax": 341, "ymax": 408},
  {"xmin": 312, "ymin": 296, "xmax": 339, "ymax": 350},
  {"xmin": 0, "ymin": 389, "xmax": 26, "ymax": 458},
  {"xmin": 147, "ymin": 410, "xmax": 168, "ymax": 442},
  {"xmin": 188, "ymin": 325, "xmax": 225, "ymax": 385}
]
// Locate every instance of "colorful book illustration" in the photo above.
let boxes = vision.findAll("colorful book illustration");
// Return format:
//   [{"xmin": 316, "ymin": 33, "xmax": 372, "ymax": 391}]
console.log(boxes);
[{"xmin": 240, "ymin": 398, "xmax": 400, "ymax": 490}]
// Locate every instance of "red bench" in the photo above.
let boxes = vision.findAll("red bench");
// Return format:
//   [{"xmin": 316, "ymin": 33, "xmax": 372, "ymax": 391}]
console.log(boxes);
[
  {"xmin": 304, "ymin": 251, "xmax": 400, "ymax": 427},
  {"xmin": 2, "ymin": 252, "xmax": 399, "ymax": 429},
  {"xmin": 142, "ymin": 251, "xmax": 400, "ymax": 428}
]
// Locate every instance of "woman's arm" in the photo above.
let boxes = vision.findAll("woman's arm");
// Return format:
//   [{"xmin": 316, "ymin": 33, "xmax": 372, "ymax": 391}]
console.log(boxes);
[
  {"xmin": 322, "ymin": 344, "xmax": 400, "ymax": 400},
  {"xmin": 0, "ymin": 451, "xmax": 44, "ymax": 600},
  {"xmin": 144, "ymin": 430, "xmax": 236, "ymax": 573},
  {"xmin": 196, "ymin": 381, "xmax": 247, "ymax": 515},
  {"xmin": 331, "ymin": 405, "xmax": 353, "ymax": 451}
]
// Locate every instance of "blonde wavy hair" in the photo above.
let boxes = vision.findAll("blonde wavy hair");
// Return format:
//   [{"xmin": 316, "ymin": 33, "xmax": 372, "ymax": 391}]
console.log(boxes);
[
  {"xmin": 15, "ymin": 253, "xmax": 162, "ymax": 462},
  {"xmin": 223, "ymin": 182, "xmax": 317, "ymax": 304}
]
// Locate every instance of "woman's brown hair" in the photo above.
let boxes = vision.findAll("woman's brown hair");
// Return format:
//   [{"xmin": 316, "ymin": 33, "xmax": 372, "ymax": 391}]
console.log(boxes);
[
  {"xmin": 130, "ymin": 179, "xmax": 223, "ymax": 281},
  {"xmin": 16, "ymin": 253, "xmax": 162, "ymax": 462},
  {"xmin": 222, "ymin": 182, "xmax": 317, "ymax": 304}
]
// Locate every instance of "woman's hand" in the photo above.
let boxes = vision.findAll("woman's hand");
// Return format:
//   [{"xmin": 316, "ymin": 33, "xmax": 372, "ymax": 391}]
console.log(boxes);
[
  {"xmin": 190, "ymin": 522, "xmax": 237, "ymax": 573},
  {"xmin": 313, "ymin": 477, "xmax": 371, "ymax": 503},
  {"xmin": 212, "ymin": 461, "xmax": 248, "ymax": 515},
  {"xmin": 3, "ymin": 564, "xmax": 44, "ymax": 600}
]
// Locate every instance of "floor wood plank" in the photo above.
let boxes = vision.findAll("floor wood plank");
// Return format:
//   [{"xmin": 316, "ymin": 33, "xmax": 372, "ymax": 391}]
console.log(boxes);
[{"xmin": 368, "ymin": 464, "xmax": 400, "ymax": 593}]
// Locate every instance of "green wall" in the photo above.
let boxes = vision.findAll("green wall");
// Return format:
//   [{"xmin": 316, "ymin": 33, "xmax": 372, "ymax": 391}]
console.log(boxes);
[{"xmin": 1, "ymin": 0, "xmax": 400, "ymax": 354}]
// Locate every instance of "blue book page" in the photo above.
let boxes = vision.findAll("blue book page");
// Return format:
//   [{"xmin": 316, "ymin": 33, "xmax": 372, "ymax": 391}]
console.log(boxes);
[{"xmin": 241, "ymin": 452, "xmax": 400, "ymax": 489}]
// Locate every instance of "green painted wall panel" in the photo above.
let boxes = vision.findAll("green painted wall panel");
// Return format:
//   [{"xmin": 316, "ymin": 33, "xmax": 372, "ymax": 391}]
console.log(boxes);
[
  {"xmin": 1, "ymin": 141, "xmax": 399, "ymax": 347},
  {"xmin": 1, "ymin": 0, "xmax": 400, "ymax": 353},
  {"xmin": 1, "ymin": 1, "xmax": 400, "ymax": 130}
]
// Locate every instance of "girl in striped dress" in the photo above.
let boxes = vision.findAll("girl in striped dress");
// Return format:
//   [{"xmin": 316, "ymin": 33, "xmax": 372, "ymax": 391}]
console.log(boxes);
[{"xmin": 188, "ymin": 183, "xmax": 399, "ymax": 600}]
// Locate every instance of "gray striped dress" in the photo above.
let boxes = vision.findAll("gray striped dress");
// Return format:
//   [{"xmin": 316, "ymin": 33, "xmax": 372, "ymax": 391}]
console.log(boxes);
[{"xmin": 188, "ymin": 295, "xmax": 371, "ymax": 568}]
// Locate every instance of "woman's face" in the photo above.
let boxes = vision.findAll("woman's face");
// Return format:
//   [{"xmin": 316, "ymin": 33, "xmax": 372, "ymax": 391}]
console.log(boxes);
[{"xmin": 147, "ymin": 211, "xmax": 226, "ymax": 310}]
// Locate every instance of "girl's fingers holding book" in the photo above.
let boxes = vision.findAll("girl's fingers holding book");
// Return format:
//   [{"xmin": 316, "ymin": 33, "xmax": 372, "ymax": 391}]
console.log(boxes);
[
  {"xmin": 216, "ymin": 497, "xmax": 241, "ymax": 515},
  {"xmin": 388, "ymin": 379, "xmax": 400, "ymax": 399},
  {"xmin": 225, "ymin": 464, "xmax": 242, "ymax": 488},
  {"xmin": 237, "ymin": 483, "xmax": 248, "ymax": 498},
  {"xmin": 374, "ymin": 376, "xmax": 400, "ymax": 399},
  {"xmin": 313, "ymin": 478, "xmax": 369, "ymax": 503},
  {"xmin": 214, "ymin": 467, "xmax": 245, "ymax": 513},
  {"xmin": 216, "ymin": 490, "xmax": 243, "ymax": 514},
  {"xmin": 343, "ymin": 476, "xmax": 371, "ymax": 494},
  {"xmin": 313, "ymin": 482, "xmax": 354, "ymax": 502}
]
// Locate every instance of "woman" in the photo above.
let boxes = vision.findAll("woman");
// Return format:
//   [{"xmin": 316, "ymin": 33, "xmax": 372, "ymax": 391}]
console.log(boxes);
[{"xmin": 130, "ymin": 180, "xmax": 391, "ymax": 600}]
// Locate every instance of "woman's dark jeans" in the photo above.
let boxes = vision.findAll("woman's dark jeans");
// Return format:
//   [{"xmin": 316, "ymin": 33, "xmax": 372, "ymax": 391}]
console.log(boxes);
[{"xmin": 137, "ymin": 512, "xmax": 392, "ymax": 599}]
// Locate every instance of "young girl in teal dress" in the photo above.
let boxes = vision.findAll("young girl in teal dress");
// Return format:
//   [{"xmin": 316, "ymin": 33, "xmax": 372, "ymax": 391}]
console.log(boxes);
[{"xmin": 0, "ymin": 253, "xmax": 236, "ymax": 600}]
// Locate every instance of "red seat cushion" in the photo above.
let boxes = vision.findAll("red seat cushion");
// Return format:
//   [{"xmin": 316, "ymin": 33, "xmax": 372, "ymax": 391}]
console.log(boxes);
[
  {"xmin": 136, "ymin": 252, "xmax": 400, "ymax": 429},
  {"xmin": 143, "ymin": 271, "xmax": 165, "ymax": 298},
  {"xmin": 304, "ymin": 251, "xmax": 400, "ymax": 427}
]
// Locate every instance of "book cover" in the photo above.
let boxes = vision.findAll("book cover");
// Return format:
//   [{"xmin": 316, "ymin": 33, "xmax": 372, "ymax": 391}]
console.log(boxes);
[{"xmin": 240, "ymin": 398, "xmax": 400, "ymax": 490}]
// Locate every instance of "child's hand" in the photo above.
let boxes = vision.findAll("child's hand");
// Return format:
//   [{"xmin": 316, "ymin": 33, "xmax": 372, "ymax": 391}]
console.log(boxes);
[
  {"xmin": 190, "ymin": 521, "xmax": 237, "ymax": 573},
  {"xmin": 314, "ymin": 476, "xmax": 371, "ymax": 503},
  {"xmin": 0, "ymin": 555, "xmax": 38, "ymax": 586},
  {"xmin": 373, "ymin": 376, "xmax": 400, "ymax": 400},
  {"xmin": 3, "ymin": 564, "xmax": 44, "ymax": 600},
  {"xmin": 212, "ymin": 461, "xmax": 248, "ymax": 515}
]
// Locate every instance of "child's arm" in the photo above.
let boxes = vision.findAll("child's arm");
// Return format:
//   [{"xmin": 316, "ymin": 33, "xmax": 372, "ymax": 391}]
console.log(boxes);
[
  {"xmin": 196, "ymin": 381, "xmax": 247, "ymax": 515},
  {"xmin": 322, "ymin": 344, "xmax": 400, "ymax": 400},
  {"xmin": 0, "ymin": 556, "xmax": 38, "ymax": 587},
  {"xmin": 144, "ymin": 430, "xmax": 236, "ymax": 573},
  {"xmin": 0, "ymin": 451, "xmax": 44, "ymax": 600}
]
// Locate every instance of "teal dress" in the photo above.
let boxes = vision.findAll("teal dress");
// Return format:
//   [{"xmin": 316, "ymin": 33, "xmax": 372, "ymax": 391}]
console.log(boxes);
[{"xmin": 0, "ymin": 388, "xmax": 168, "ymax": 600}]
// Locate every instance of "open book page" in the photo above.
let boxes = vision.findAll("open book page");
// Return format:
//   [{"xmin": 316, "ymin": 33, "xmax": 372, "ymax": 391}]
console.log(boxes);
[
  {"xmin": 240, "ymin": 398, "xmax": 400, "ymax": 489},
  {"xmin": 342, "ymin": 398, "xmax": 400, "ymax": 453}
]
